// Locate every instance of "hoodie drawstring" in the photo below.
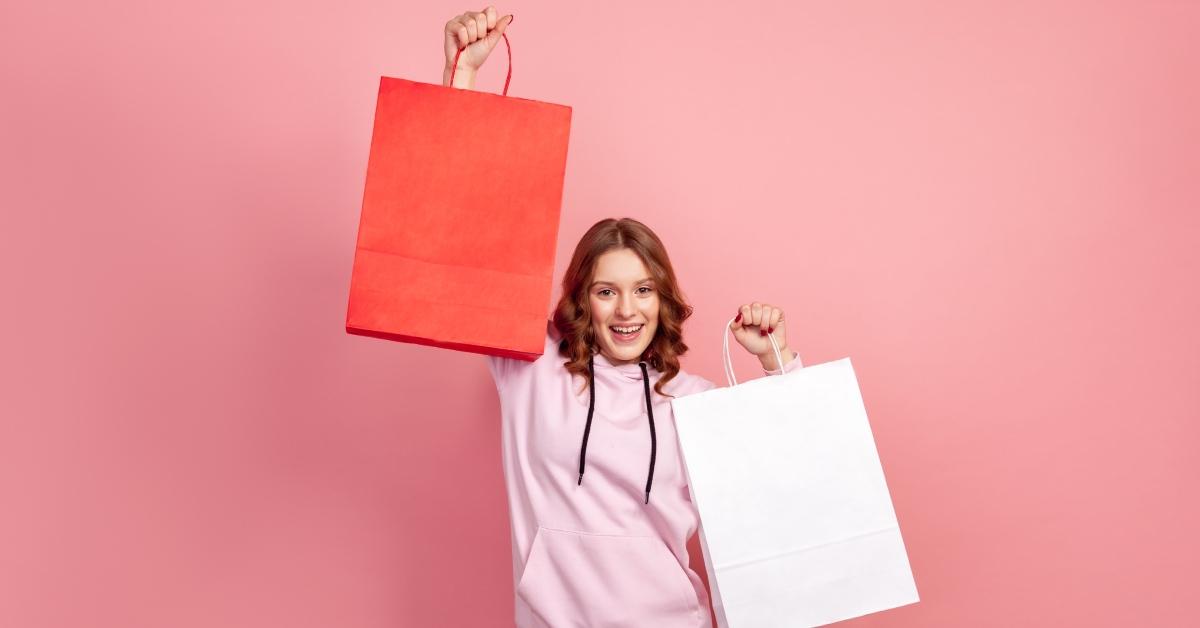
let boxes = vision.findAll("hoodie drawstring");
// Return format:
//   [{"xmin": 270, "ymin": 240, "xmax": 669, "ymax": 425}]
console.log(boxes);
[
  {"xmin": 577, "ymin": 354, "xmax": 658, "ymax": 505},
  {"xmin": 639, "ymin": 361, "xmax": 658, "ymax": 505},
  {"xmin": 577, "ymin": 356, "xmax": 596, "ymax": 486}
]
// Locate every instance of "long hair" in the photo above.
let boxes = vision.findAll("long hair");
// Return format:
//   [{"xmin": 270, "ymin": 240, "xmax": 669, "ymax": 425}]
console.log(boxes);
[{"xmin": 553, "ymin": 218, "xmax": 693, "ymax": 398}]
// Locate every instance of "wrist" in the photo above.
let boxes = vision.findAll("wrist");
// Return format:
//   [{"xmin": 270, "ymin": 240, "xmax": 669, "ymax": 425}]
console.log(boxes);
[
  {"xmin": 757, "ymin": 347, "xmax": 793, "ymax": 371},
  {"xmin": 443, "ymin": 64, "xmax": 477, "ymax": 88}
]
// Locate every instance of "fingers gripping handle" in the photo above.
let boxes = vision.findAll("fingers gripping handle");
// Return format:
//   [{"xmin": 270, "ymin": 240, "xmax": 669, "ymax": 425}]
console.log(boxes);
[{"xmin": 723, "ymin": 316, "xmax": 786, "ymax": 388}]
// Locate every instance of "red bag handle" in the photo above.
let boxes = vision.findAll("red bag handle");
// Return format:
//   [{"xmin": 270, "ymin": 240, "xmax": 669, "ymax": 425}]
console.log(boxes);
[{"xmin": 449, "ymin": 33, "xmax": 512, "ymax": 96}]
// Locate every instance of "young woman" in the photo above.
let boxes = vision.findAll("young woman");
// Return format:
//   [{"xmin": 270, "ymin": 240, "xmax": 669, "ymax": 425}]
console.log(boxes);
[{"xmin": 443, "ymin": 9, "xmax": 803, "ymax": 627}]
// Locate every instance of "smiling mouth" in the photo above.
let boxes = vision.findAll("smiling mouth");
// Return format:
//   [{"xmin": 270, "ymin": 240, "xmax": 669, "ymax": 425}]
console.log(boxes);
[{"xmin": 609, "ymin": 324, "xmax": 644, "ymax": 343}]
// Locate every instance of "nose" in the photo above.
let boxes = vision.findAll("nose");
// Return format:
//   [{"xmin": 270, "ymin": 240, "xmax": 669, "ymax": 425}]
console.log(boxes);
[{"xmin": 617, "ymin": 292, "xmax": 637, "ymax": 318}]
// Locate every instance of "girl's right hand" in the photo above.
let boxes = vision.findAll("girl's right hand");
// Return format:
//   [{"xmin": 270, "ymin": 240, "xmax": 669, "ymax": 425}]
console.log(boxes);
[{"xmin": 443, "ymin": 7, "xmax": 514, "ymax": 79}]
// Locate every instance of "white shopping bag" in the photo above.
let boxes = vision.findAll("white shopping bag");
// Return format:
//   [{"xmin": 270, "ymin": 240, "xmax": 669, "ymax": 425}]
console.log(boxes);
[{"xmin": 672, "ymin": 320, "xmax": 919, "ymax": 627}]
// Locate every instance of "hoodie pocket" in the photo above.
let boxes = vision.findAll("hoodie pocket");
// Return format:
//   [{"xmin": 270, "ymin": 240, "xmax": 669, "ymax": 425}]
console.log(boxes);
[{"xmin": 516, "ymin": 526, "xmax": 701, "ymax": 627}]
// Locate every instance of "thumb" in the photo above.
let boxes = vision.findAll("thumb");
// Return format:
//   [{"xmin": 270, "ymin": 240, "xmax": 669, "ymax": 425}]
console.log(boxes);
[
  {"xmin": 729, "ymin": 310, "xmax": 744, "ymax": 332},
  {"xmin": 486, "ymin": 14, "xmax": 513, "ymax": 46}
]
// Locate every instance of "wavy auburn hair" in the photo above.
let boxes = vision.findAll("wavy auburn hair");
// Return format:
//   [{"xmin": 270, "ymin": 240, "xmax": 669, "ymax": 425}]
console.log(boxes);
[{"xmin": 553, "ymin": 218, "xmax": 693, "ymax": 398}]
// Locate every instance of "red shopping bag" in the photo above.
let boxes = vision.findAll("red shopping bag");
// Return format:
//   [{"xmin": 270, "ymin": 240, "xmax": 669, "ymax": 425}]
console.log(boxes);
[{"xmin": 347, "ymin": 36, "xmax": 572, "ymax": 360}]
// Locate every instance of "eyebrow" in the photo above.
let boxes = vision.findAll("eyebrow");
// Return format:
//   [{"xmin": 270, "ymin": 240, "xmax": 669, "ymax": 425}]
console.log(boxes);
[{"xmin": 590, "ymin": 278, "xmax": 655, "ymax": 289}]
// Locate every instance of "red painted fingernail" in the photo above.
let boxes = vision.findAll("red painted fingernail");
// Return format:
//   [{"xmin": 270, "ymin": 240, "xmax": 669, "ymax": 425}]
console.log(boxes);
[
  {"xmin": 735, "ymin": 312, "xmax": 742, "ymax": 322},
  {"xmin": 760, "ymin": 329, "xmax": 766, "ymax": 336}
]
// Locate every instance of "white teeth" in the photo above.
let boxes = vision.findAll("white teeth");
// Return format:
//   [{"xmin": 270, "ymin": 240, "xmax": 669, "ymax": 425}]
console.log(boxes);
[{"xmin": 611, "ymin": 325, "xmax": 643, "ymax": 334}]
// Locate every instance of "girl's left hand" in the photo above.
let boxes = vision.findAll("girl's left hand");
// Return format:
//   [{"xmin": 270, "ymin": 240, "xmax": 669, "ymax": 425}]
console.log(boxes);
[{"xmin": 730, "ymin": 302, "xmax": 788, "ymax": 358}]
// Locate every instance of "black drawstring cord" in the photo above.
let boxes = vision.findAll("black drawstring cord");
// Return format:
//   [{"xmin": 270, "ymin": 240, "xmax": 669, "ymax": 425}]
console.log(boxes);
[
  {"xmin": 639, "ymin": 362, "xmax": 657, "ymax": 505},
  {"xmin": 575, "ymin": 354, "xmax": 657, "ymax": 506},
  {"xmin": 578, "ymin": 354, "xmax": 596, "ymax": 485}
]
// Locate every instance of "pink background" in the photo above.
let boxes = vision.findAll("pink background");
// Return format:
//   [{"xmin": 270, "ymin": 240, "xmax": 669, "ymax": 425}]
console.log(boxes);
[{"xmin": 2, "ymin": 1, "xmax": 1197, "ymax": 627}]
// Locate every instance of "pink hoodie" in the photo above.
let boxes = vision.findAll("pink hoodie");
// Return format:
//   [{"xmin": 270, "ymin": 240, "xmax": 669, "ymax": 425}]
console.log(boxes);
[{"xmin": 487, "ymin": 320, "xmax": 803, "ymax": 627}]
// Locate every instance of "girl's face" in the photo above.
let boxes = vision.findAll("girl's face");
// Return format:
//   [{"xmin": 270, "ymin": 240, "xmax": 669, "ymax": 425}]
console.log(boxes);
[{"xmin": 588, "ymin": 248, "xmax": 660, "ymax": 365}]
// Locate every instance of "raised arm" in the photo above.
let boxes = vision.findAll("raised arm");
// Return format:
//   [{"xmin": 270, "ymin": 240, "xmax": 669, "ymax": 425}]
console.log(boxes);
[{"xmin": 442, "ymin": 6, "xmax": 514, "ymax": 90}]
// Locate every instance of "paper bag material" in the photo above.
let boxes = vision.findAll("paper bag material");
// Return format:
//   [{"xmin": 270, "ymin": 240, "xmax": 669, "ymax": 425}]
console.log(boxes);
[
  {"xmin": 346, "ymin": 76, "xmax": 572, "ymax": 360},
  {"xmin": 673, "ymin": 358, "xmax": 919, "ymax": 626}
]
